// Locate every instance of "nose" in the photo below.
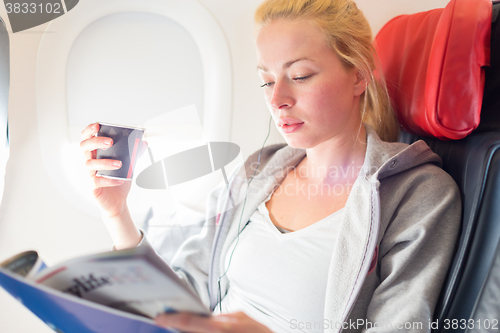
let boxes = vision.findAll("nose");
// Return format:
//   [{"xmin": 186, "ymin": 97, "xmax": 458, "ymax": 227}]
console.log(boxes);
[{"xmin": 269, "ymin": 80, "xmax": 294, "ymax": 110}]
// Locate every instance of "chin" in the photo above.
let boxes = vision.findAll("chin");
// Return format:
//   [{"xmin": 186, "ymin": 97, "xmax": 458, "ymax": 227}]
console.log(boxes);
[
  {"xmin": 283, "ymin": 137, "xmax": 315, "ymax": 149},
  {"xmin": 284, "ymin": 133, "xmax": 334, "ymax": 150}
]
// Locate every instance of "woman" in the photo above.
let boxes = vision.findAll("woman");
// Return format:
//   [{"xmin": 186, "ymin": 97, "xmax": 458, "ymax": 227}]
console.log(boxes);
[{"xmin": 80, "ymin": 0, "xmax": 461, "ymax": 332}]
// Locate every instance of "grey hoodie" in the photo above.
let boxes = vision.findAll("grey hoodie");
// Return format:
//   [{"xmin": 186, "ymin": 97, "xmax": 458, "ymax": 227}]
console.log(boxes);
[{"xmin": 139, "ymin": 124, "xmax": 461, "ymax": 333}]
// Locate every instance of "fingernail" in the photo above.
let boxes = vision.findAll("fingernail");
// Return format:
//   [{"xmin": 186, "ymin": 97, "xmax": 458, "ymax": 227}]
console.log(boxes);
[
  {"xmin": 113, "ymin": 161, "xmax": 122, "ymax": 167},
  {"xmin": 104, "ymin": 138, "xmax": 112, "ymax": 145}
]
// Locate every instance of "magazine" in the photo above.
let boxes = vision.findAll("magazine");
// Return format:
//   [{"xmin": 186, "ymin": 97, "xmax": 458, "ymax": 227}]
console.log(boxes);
[{"xmin": 0, "ymin": 246, "xmax": 210, "ymax": 330}]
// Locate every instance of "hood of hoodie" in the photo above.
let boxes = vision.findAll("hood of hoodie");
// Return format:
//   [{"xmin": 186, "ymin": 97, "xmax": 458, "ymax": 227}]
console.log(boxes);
[
  {"xmin": 362, "ymin": 125, "xmax": 442, "ymax": 181},
  {"xmin": 245, "ymin": 124, "xmax": 442, "ymax": 184}
]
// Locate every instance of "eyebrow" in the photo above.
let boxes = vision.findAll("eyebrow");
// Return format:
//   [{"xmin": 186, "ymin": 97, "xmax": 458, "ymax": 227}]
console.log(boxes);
[{"xmin": 257, "ymin": 57, "xmax": 312, "ymax": 72}]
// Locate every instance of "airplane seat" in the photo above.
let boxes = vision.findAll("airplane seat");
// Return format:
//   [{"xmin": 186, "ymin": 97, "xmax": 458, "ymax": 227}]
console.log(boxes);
[
  {"xmin": 34, "ymin": 0, "xmax": 233, "ymax": 252},
  {"xmin": 375, "ymin": 0, "xmax": 500, "ymax": 331}
]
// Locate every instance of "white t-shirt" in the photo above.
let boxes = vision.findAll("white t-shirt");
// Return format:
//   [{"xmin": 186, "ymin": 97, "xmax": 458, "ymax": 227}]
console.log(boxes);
[{"xmin": 213, "ymin": 195, "xmax": 343, "ymax": 333}]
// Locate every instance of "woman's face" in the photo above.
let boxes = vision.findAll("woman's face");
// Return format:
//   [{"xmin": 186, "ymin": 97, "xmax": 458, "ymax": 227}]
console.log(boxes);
[{"xmin": 256, "ymin": 19, "xmax": 366, "ymax": 149}]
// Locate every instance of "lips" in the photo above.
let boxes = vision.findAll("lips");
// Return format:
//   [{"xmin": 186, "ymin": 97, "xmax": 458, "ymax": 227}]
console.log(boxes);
[
  {"xmin": 277, "ymin": 118, "xmax": 304, "ymax": 134},
  {"xmin": 277, "ymin": 118, "xmax": 304, "ymax": 127}
]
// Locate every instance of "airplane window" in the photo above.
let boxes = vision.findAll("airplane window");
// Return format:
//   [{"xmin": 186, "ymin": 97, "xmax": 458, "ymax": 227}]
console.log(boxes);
[
  {"xmin": 65, "ymin": 12, "xmax": 204, "ymax": 142},
  {"xmin": 62, "ymin": 12, "xmax": 212, "ymax": 227}
]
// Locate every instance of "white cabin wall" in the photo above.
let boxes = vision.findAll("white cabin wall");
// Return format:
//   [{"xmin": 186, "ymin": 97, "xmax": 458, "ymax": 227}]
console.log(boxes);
[{"xmin": 0, "ymin": 1, "xmax": 450, "ymax": 332}]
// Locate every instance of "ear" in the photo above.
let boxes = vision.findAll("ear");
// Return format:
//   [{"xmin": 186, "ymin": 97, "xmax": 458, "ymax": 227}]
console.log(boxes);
[{"xmin": 353, "ymin": 70, "xmax": 367, "ymax": 97}]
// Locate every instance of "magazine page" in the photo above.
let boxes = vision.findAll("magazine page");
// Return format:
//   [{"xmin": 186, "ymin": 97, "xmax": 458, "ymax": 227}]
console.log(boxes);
[
  {"xmin": 30, "ymin": 247, "xmax": 210, "ymax": 318},
  {"xmin": 0, "ymin": 251, "xmax": 47, "ymax": 279},
  {"xmin": 0, "ymin": 267, "xmax": 181, "ymax": 333}
]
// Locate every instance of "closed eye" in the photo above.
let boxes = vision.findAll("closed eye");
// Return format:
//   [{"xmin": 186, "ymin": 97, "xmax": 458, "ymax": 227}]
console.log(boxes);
[
  {"xmin": 293, "ymin": 75, "xmax": 311, "ymax": 82},
  {"xmin": 260, "ymin": 82, "xmax": 274, "ymax": 88},
  {"xmin": 260, "ymin": 75, "xmax": 311, "ymax": 88}
]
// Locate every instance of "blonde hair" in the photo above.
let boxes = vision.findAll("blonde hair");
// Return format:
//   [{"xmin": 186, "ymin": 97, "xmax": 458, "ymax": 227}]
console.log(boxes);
[{"xmin": 255, "ymin": 0, "xmax": 399, "ymax": 142}]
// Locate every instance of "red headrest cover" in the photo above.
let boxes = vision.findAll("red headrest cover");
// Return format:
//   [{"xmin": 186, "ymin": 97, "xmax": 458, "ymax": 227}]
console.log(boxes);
[{"xmin": 374, "ymin": 0, "xmax": 492, "ymax": 140}]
